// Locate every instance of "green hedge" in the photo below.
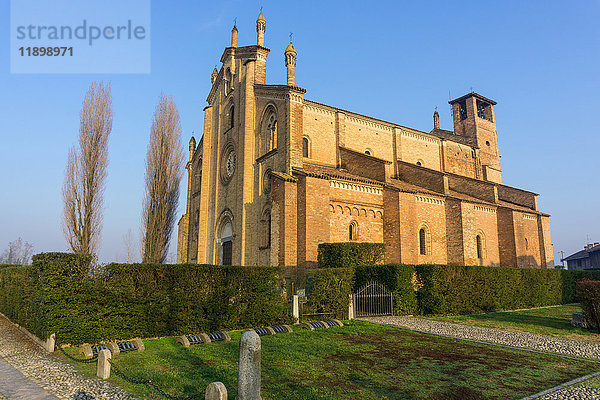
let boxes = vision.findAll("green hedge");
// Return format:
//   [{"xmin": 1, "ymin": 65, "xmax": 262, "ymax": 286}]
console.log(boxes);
[
  {"xmin": 306, "ymin": 263, "xmax": 600, "ymax": 317},
  {"xmin": 0, "ymin": 265, "xmax": 40, "ymax": 336},
  {"xmin": 317, "ymin": 242, "xmax": 385, "ymax": 268},
  {"xmin": 0, "ymin": 253, "xmax": 290, "ymax": 344},
  {"xmin": 416, "ymin": 265, "xmax": 600, "ymax": 315},
  {"xmin": 576, "ymin": 279, "xmax": 600, "ymax": 333},
  {"xmin": 306, "ymin": 268, "xmax": 354, "ymax": 319}
]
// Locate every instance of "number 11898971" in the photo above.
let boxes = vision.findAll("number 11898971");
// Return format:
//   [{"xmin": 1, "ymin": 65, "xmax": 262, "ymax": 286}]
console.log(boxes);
[{"xmin": 19, "ymin": 47, "xmax": 73, "ymax": 56}]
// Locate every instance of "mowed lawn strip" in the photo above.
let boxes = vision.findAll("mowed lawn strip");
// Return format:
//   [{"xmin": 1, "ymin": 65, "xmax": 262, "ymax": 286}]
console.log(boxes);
[
  {"xmin": 425, "ymin": 304, "xmax": 600, "ymax": 343},
  {"xmin": 61, "ymin": 321, "xmax": 598, "ymax": 400}
]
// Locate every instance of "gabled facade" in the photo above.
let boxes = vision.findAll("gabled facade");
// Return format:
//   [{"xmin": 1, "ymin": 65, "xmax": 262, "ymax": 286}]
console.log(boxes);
[{"xmin": 177, "ymin": 14, "xmax": 554, "ymax": 269}]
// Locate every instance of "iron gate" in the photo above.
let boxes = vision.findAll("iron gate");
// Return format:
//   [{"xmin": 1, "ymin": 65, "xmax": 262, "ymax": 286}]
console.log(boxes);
[{"xmin": 353, "ymin": 281, "xmax": 394, "ymax": 317}]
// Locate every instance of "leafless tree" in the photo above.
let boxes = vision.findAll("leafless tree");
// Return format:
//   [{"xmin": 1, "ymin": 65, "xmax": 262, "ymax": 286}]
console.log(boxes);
[
  {"xmin": 141, "ymin": 94, "xmax": 185, "ymax": 264},
  {"xmin": 0, "ymin": 237, "xmax": 34, "ymax": 265},
  {"xmin": 62, "ymin": 82, "xmax": 113, "ymax": 256},
  {"xmin": 123, "ymin": 228, "xmax": 134, "ymax": 263}
]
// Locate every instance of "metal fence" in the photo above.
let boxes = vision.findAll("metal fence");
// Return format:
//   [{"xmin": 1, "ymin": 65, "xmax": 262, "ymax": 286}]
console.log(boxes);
[{"xmin": 352, "ymin": 281, "xmax": 394, "ymax": 317}]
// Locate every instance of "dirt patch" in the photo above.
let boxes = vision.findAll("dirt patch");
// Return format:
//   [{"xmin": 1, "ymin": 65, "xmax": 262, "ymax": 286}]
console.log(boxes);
[{"xmin": 336, "ymin": 330, "xmax": 531, "ymax": 370}]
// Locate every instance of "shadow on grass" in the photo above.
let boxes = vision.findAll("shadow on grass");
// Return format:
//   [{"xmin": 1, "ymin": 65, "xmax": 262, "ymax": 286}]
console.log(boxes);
[{"xmin": 466, "ymin": 313, "xmax": 573, "ymax": 330}]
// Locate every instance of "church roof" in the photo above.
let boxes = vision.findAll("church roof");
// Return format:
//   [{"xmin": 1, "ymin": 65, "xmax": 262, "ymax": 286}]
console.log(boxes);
[
  {"xmin": 298, "ymin": 163, "xmax": 383, "ymax": 186},
  {"xmin": 449, "ymin": 91, "xmax": 497, "ymax": 105},
  {"xmin": 429, "ymin": 128, "xmax": 473, "ymax": 146},
  {"xmin": 304, "ymin": 99, "xmax": 473, "ymax": 148}
]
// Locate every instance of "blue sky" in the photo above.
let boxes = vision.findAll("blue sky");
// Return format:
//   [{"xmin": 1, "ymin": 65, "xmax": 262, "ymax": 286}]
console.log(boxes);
[{"xmin": 0, "ymin": 0, "xmax": 598, "ymax": 264}]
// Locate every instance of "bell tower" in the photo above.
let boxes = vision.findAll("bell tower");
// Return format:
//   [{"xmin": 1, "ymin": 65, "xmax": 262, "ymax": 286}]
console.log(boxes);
[{"xmin": 449, "ymin": 92, "xmax": 502, "ymax": 183}]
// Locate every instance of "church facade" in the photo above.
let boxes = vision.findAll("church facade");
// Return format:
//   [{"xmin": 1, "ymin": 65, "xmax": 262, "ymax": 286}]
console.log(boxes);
[{"xmin": 176, "ymin": 13, "xmax": 554, "ymax": 269}]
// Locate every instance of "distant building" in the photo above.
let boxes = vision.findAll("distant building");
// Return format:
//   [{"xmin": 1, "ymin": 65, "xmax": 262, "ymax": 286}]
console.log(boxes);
[
  {"xmin": 176, "ymin": 13, "xmax": 554, "ymax": 268},
  {"xmin": 563, "ymin": 243, "xmax": 600, "ymax": 270}
]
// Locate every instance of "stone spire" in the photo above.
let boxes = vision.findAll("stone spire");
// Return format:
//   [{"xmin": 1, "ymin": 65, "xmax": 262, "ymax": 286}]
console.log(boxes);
[
  {"xmin": 285, "ymin": 41, "xmax": 297, "ymax": 86},
  {"xmin": 211, "ymin": 67, "xmax": 218, "ymax": 84},
  {"xmin": 231, "ymin": 24, "xmax": 238, "ymax": 48},
  {"xmin": 256, "ymin": 11, "xmax": 266, "ymax": 47},
  {"xmin": 189, "ymin": 136, "xmax": 196, "ymax": 161},
  {"xmin": 433, "ymin": 109, "xmax": 440, "ymax": 130}
]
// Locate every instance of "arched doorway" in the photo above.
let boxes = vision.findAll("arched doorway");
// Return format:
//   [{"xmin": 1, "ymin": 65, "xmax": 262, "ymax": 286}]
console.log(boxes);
[{"xmin": 220, "ymin": 220, "xmax": 233, "ymax": 266}]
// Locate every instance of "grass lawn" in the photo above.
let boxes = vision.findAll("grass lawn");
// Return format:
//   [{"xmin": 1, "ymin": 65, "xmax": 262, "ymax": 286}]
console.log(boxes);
[
  {"xmin": 59, "ymin": 320, "xmax": 599, "ymax": 400},
  {"xmin": 425, "ymin": 304, "xmax": 600, "ymax": 342}
]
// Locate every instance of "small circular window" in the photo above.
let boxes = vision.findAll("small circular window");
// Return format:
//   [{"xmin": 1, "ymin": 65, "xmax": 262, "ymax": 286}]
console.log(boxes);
[
  {"xmin": 486, "ymin": 141, "xmax": 490, "ymax": 146},
  {"xmin": 220, "ymin": 145, "xmax": 236, "ymax": 184}
]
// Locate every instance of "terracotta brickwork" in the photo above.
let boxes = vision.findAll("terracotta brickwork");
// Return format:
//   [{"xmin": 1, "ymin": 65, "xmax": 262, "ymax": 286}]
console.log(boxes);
[{"xmin": 176, "ymin": 15, "xmax": 554, "ymax": 269}]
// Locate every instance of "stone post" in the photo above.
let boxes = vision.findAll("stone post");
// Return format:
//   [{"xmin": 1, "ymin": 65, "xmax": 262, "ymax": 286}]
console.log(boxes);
[
  {"xmin": 348, "ymin": 294, "xmax": 354, "ymax": 320},
  {"xmin": 237, "ymin": 331, "xmax": 261, "ymax": 400},
  {"xmin": 205, "ymin": 382, "xmax": 227, "ymax": 400},
  {"xmin": 292, "ymin": 295, "xmax": 299, "ymax": 323},
  {"xmin": 45, "ymin": 333, "xmax": 55, "ymax": 353},
  {"xmin": 97, "ymin": 349, "xmax": 111, "ymax": 380}
]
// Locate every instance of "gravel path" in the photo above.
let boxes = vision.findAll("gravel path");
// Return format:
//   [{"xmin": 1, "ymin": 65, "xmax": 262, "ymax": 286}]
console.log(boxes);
[
  {"xmin": 363, "ymin": 316, "xmax": 600, "ymax": 399},
  {"xmin": 0, "ymin": 314, "xmax": 138, "ymax": 400}
]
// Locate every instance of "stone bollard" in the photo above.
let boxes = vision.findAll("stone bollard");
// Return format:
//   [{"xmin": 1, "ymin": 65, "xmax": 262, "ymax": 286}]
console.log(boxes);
[
  {"xmin": 205, "ymin": 382, "xmax": 227, "ymax": 400},
  {"xmin": 237, "ymin": 331, "xmax": 261, "ymax": 400},
  {"xmin": 292, "ymin": 295, "xmax": 299, "ymax": 323},
  {"xmin": 348, "ymin": 294, "xmax": 354, "ymax": 320},
  {"xmin": 97, "ymin": 349, "xmax": 111, "ymax": 380},
  {"xmin": 45, "ymin": 333, "xmax": 55, "ymax": 353}
]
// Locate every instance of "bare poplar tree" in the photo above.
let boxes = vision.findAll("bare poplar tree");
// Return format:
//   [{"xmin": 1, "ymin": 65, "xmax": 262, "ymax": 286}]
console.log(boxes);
[
  {"xmin": 141, "ymin": 94, "xmax": 184, "ymax": 264},
  {"xmin": 62, "ymin": 82, "xmax": 113, "ymax": 256}
]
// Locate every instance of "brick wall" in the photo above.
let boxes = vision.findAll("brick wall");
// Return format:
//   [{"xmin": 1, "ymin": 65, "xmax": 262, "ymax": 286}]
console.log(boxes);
[
  {"xmin": 460, "ymin": 203, "xmax": 500, "ymax": 266},
  {"xmin": 443, "ymin": 141, "xmax": 479, "ymax": 178},
  {"xmin": 302, "ymin": 106, "xmax": 336, "ymax": 166},
  {"xmin": 383, "ymin": 188, "xmax": 401, "ymax": 263},
  {"xmin": 397, "ymin": 130, "xmax": 441, "ymax": 171},
  {"xmin": 445, "ymin": 198, "xmax": 465, "ymax": 265},
  {"xmin": 497, "ymin": 208, "xmax": 517, "ymax": 267}
]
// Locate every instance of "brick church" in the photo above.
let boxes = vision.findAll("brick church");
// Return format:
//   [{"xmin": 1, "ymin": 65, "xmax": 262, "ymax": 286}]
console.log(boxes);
[{"xmin": 176, "ymin": 13, "xmax": 554, "ymax": 269}]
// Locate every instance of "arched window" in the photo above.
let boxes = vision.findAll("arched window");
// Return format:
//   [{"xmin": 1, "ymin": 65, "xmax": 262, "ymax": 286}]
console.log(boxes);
[
  {"xmin": 365, "ymin": 149, "xmax": 372, "ymax": 156},
  {"xmin": 224, "ymin": 69, "xmax": 232, "ymax": 93},
  {"xmin": 476, "ymin": 235, "xmax": 483, "ymax": 259},
  {"xmin": 260, "ymin": 209, "xmax": 271, "ymax": 248},
  {"xmin": 261, "ymin": 107, "xmax": 278, "ymax": 155},
  {"xmin": 349, "ymin": 221, "xmax": 358, "ymax": 241},
  {"xmin": 419, "ymin": 228, "xmax": 426, "ymax": 255},
  {"xmin": 525, "ymin": 238, "xmax": 529, "ymax": 250},
  {"xmin": 229, "ymin": 104, "xmax": 234, "ymax": 129},
  {"xmin": 267, "ymin": 114, "xmax": 277, "ymax": 151},
  {"xmin": 302, "ymin": 137, "xmax": 309, "ymax": 158}
]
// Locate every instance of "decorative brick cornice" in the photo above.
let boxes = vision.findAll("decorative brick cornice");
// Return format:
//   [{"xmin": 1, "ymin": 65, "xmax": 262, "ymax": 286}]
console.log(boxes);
[
  {"xmin": 271, "ymin": 171, "xmax": 297, "ymax": 182},
  {"xmin": 256, "ymin": 148, "xmax": 277, "ymax": 163}
]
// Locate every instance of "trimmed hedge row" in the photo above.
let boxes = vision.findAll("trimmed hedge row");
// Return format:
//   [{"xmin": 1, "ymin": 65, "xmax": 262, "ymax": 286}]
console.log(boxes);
[
  {"xmin": 0, "ymin": 264, "xmax": 41, "ymax": 336},
  {"xmin": 305, "ymin": 268, "xmax": 354, "ymax": 319},
  {"xmin": 416, "ymin": 265, "xmax": 600, "ymax": 315},
  {"xmin": 317, "ymin": 242, "xmax": 385, "ymax": 268},
  {"xmin": 0, "ymin": 253, "xmax": 289, "ymax": 344},
  {"xmin": 306, "ymin": 263, "xmax": 600, "ymax": 317}
]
